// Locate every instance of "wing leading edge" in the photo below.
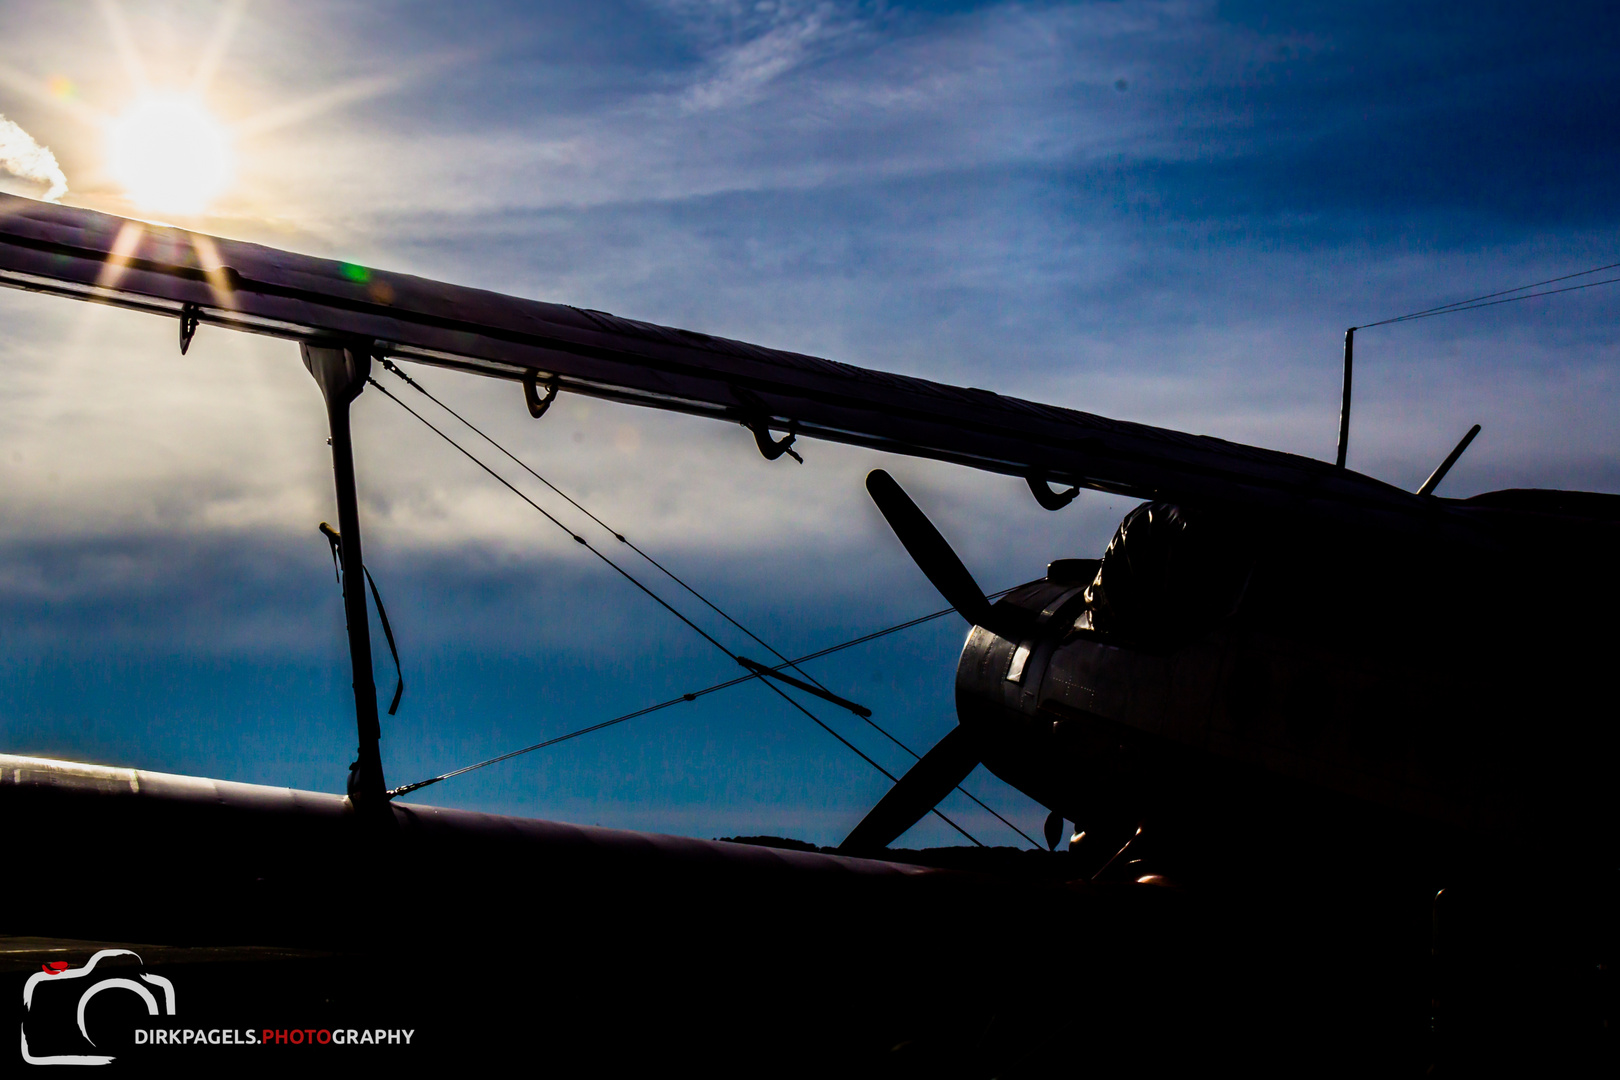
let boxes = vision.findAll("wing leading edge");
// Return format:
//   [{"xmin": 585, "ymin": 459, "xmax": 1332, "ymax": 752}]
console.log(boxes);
[{"xmin": 0, "ymin": 194, "xmax": 1432, "ymax": 526}]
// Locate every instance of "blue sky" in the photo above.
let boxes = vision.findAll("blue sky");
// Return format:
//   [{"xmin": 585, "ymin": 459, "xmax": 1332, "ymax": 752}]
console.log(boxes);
[{"xmin": 0, "ymin": 1, "xmax": 1615, "ymax": 846}]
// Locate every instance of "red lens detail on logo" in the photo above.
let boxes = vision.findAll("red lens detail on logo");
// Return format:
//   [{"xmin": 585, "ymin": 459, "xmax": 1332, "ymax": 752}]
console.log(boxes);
[{"xmin": 40, "ymin": 962, "xmax": 71, "ymax": 974}]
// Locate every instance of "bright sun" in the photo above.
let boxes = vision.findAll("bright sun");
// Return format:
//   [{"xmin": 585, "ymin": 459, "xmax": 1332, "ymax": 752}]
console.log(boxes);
[{"xmin": 107, "ymin": 92, "xmax": 233, "ymax": 215}]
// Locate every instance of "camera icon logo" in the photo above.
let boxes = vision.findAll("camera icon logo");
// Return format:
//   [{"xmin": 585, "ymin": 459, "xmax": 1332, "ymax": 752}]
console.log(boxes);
[{"xmin": 20, "ymin": 949, "xmax": 176, "ymax": 1065}]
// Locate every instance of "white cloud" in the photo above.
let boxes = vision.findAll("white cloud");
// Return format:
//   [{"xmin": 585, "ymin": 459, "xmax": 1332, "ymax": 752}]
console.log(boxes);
[{"xmin": 0, "ymin": 113, "xmax": 67, "ymax": 200}]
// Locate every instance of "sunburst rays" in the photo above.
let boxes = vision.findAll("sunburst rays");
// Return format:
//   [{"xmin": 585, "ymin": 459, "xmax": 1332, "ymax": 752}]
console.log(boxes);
[{"xmin": 3, "ymin": 0, "xmax": 411, "ymax": 220}]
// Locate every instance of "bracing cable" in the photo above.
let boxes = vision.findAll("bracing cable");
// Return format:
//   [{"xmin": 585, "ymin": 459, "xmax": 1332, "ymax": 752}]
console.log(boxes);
[
  {"xmin": 387, "ymin": 592, "xmax": 1040, "ymax": 848},
  {"xmin": 378, "ymin": 359, "xmax": 836, "ymax": 695},
  {"xmin": 368, "ymin": 377, "xmax": 993, "ymax": 846},
  {"xmin": 373, "ymin": 366, "xmax": 1042, "ymax": 846}
]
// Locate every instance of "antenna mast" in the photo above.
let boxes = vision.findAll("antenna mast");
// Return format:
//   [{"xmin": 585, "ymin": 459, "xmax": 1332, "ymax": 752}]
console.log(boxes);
[{"xmin": 1335, "ymin": 327, "xmax": 1354, "ymax": 468}]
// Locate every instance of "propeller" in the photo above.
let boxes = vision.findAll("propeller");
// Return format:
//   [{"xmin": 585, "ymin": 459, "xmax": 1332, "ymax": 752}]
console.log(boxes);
[
  {"xmin": 838, "ymin": 471, "xmax": 1027, "ymax": 855},
  {"xmin": 864, "ymin": 470, "xmax": 1023, "ymax": 640},
  {"xmin": 837, "ymin": 726, "xmax": 981, "ymax": 854}
]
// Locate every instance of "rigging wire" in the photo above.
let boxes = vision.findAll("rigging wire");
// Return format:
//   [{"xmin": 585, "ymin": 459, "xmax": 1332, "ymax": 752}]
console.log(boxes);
[
  {"xmin": 368, "ymin": 377, "xmax": 735, "ymax": 659},
  {"xmin": 384, "ymin": 612, "xmax": 975, "ymax": 795},
  {"xmin": 1356, "ymin": 260, "xmax": 1620, "ymax": 329},
  {"xmin": 387, "ymin": 588, "xmax": 1041, "ymax": 849},
  {"xmin": 374, "ymin": 361, "xmax": 1041, "ymax": 847},
  {"xmin": 378, "ymin": 359, "xmax": 838, "ymax": 696},
  {"xmin": 367, "ymin": 377, "xmax": 991, "ymax": 846}
]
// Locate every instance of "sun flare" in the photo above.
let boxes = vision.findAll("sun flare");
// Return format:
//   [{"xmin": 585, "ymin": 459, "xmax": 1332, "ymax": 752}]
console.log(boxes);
[{"xmin": 106, "ymin": 92, "xmax": 233, "ymax": 215}]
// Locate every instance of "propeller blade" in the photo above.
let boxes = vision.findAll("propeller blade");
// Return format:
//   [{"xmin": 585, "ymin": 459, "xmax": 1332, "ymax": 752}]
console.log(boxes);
[
  {"xmin": 837, "ymin": 725, "xmax": 980, "ymax": 854},
  {"xmin": 866, "ymin": 470, "xmax": 1017, "ymax": 638},
  {"xmin": 1043, "ymin": 810, "xmax": 1065, "ymax": 851}
]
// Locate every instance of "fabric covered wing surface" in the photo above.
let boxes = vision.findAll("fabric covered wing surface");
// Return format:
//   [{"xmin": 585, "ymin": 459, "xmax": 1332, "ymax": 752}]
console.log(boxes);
[{"xmin": 0, "ymin": 194, "xmax": 1428, "ymax": 526}]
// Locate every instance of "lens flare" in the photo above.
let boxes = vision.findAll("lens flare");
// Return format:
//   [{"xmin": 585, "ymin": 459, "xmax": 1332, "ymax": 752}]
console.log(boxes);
[{"xmin": 106, "ymin": 92, "xmax": 232, "ymax": 214}]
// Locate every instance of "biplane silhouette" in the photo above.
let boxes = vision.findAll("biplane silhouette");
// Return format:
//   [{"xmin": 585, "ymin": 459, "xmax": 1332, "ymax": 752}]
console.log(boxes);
[{"xmin": 0, "ymin": 193, "xmax": 1612, "ymax": 1074}]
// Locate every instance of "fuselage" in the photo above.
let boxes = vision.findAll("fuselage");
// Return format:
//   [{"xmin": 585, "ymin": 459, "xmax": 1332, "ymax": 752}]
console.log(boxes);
[{"xmin": 954, "ymin": 489, "xmax": 1619, "ymax": 883}]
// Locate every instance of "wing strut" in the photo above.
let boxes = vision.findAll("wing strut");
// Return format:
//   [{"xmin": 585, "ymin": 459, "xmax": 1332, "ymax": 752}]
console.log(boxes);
[{"xmin": 302, "ymin": 339, "xmax": 389, "ymax": 813}]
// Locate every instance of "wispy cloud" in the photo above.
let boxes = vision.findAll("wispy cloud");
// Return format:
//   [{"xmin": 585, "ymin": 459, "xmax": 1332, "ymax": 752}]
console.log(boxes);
[
  {"xmin": 263, "ymin": 1, "xmax": 1299, "ymax": 224},
  {"xmin": 671, "ymin": 1, "xmax": 863, "ymax": 112}
]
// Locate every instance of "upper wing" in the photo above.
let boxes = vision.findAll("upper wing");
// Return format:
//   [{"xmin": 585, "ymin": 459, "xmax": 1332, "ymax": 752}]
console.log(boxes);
[{"xmin": 0, "ymin": 194, "xmax": 1430, "ymax": 525}]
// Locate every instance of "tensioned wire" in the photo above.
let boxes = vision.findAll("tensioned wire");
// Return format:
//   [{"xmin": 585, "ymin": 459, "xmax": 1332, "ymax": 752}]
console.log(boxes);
[
  {"xmin": 1355, "ymin": 260, "xmax": 1620, "ymax": 329},
  {"xmin": 379, "ymin": 257, "xmax": 1619, "ymax": 842},
  {"xmin": 375, "ymin": 360, "xmax": 1041, "ymax": 847},
  {"xmin": 378, "ymin": 359, "xmax": 837, "ymax": 695},
  {"xmin": 386, "ymin": 590, "xmax": 1016, "ymax": 800},
  {"xmin": 366, "ymin": 376, "xmax": 1001, "ymax": 847}
]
